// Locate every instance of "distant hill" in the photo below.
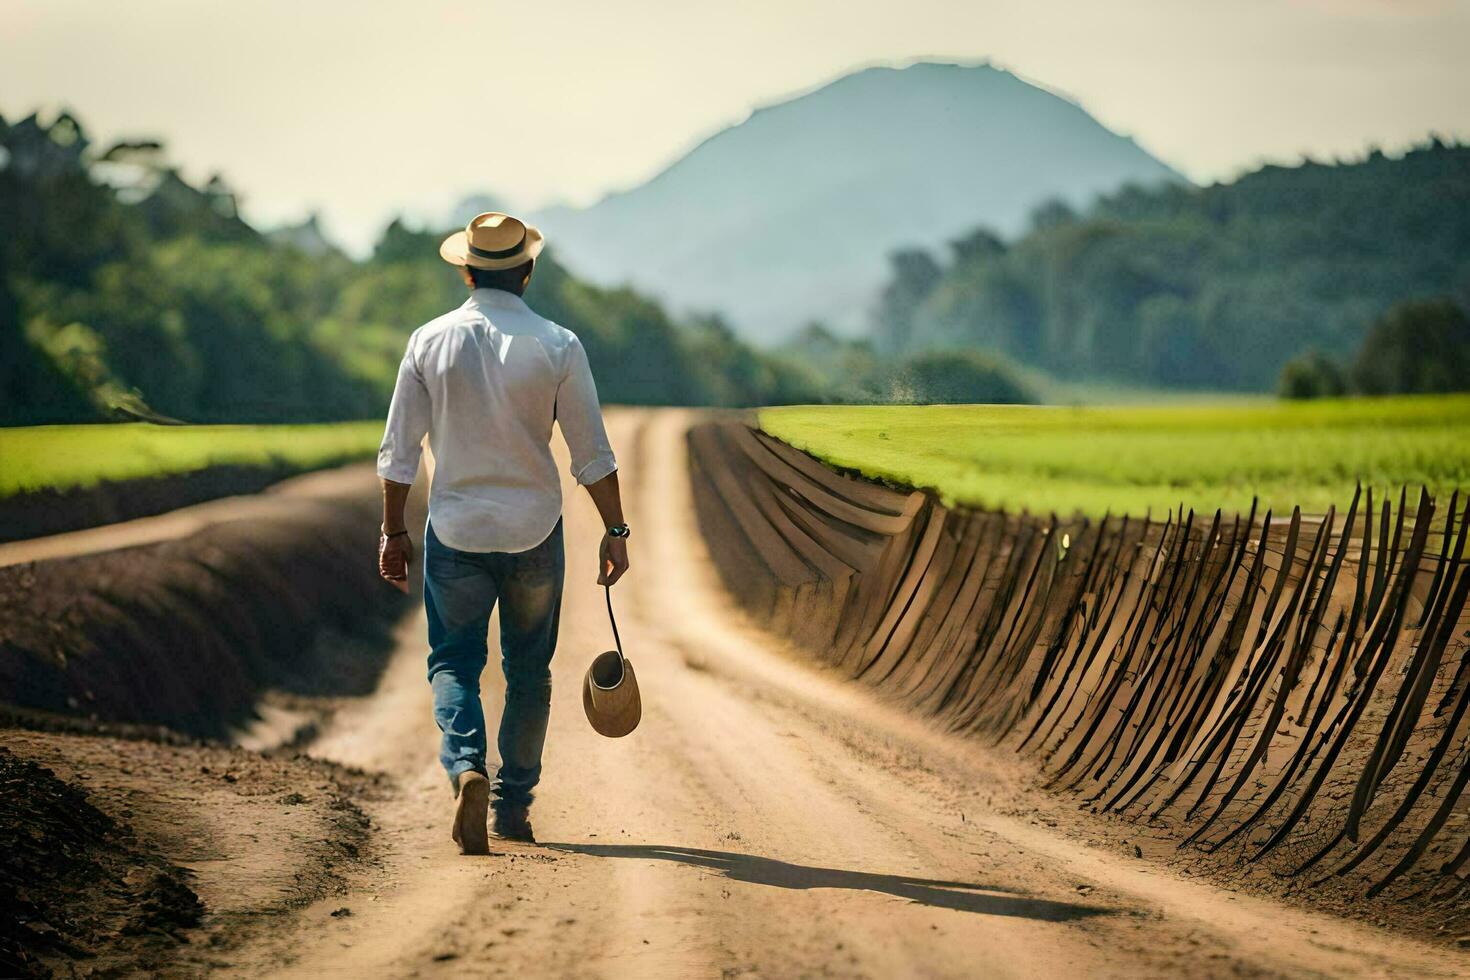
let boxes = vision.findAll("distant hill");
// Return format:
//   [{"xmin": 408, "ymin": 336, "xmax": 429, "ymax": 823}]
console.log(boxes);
[
  {"xmin": 878, "ymin": 140, "xmax": 1470, "ymax": 390},
  {"xmin": 533, "ymin": 62, "xmax": 1183, "ymax": 342}
]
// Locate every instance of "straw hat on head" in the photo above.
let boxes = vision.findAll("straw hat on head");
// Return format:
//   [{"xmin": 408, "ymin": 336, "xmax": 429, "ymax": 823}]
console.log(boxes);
[{"xmin": 440, "ymin": 211, "xmax": 545, "ymax": 270}]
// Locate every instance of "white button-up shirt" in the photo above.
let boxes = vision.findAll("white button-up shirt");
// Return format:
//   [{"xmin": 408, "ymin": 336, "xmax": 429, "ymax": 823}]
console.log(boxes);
[{"xmin": 377, "ymin": 288, "xmax": 617, "ymax": 553}]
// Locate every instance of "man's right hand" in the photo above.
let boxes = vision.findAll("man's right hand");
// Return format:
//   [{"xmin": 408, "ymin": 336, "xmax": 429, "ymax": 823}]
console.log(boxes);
[
  {"xmin": 599, "ymin": 534, "xmax": 629, "ymax": 586},
  {"xmin": 379, "ymin": 532, "xmax": 414, "ymax": 593}
]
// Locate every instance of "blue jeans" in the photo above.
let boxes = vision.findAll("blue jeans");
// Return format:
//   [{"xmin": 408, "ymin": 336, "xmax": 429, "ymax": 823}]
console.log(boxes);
[{"xmin": 423, "ymin": 519, "xmax": 564, "ymax": 808}]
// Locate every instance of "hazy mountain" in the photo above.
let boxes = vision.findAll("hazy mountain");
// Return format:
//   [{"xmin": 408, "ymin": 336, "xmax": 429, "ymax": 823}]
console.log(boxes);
[
  {"xmin": 448, "ymin": 192, "xmax": 509, "ymax": 227},
  {"xmin": 532, "ymin": 62, "xmax": 1184, "ymax": 342}
]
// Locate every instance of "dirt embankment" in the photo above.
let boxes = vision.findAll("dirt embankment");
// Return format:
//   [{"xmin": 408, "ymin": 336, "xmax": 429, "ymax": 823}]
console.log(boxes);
[
  {"xmin": 0, "ymin": 468, "xmax": 409, "ymax": 739},
  {"xmin": 1, "ymin": 464, "xmax": 417, "ymax": 978},
  {"xmin": 687, "ymin": 419, "xmax": 1470, "ymax": 939},
  {"xmin": 0, "ymin": 463, "xmax": 351, "ymax": 545}
]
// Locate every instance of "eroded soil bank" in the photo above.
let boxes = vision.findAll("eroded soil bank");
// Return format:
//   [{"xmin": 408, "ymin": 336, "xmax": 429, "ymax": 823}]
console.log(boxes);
[
  {"xmin": 0, "ymin": 462, "xmax": 361, "ymax": 545},
  {"xmin": 0, "ymin": 465, "xmax": 408, "ymax": 738},
  {"xmin": 0, "ymin": 464, "xmax": 416, "ymax": 977},
  {"xmin": 687, "ymin": 418, "xmax": 1470, "ymax": 941}
]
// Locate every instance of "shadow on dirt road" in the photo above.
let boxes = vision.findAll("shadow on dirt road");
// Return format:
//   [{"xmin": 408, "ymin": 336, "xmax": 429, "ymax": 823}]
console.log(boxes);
[{"xmin": 548, "ymin": 842, "xmax": 1110, "ymax": 921}]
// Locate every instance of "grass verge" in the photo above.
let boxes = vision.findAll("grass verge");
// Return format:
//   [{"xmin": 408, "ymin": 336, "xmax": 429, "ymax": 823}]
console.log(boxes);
[
  {"xmin": 758, "ymin": 395, "xmax": 1470, "ymax": 517},
  {"xmin": 0, "ymin": 421, "xmax": 382, "ymax": 499}
]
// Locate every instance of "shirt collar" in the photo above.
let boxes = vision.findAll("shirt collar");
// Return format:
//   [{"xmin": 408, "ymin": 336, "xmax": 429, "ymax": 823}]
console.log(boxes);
[{"xmin": 464, "ymin": 288, "xmax": 529, "ymax": 311}]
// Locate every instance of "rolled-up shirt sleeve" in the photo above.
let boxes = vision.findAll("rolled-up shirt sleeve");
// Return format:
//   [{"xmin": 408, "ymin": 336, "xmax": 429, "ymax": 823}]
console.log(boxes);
[
  {"xmin": 377, "ymin": 341, "xmax": 431, "ymax": 485},
  {"xmin": 556, "ymin": 335, "xmax": 618, "ymax": 485}
]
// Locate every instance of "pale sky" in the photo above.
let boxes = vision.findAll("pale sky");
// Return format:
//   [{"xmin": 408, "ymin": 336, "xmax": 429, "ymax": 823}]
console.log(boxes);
[{"xmin": 3, "ymin": 0, "xmax": 1467, "ymax": 253}]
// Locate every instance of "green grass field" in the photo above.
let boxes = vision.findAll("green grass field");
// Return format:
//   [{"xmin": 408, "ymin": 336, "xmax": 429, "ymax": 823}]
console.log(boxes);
[
  {"xmin": 0, "ymin": 421, "xmax": 383, "ymax": 499},
  {"xmin": 759, "ymin": 395, "xmax": 1470, "ymax": 518}
]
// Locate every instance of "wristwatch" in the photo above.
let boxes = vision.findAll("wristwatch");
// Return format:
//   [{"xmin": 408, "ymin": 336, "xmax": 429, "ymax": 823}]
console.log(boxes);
[{"xmin": 606, "ymin": 523, "xmax": 631, "ymax": 539}]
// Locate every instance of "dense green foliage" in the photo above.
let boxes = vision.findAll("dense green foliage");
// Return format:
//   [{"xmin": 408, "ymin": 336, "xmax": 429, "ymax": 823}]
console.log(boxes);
[
  {"xmin": 759, "ymin": 395, "xmax": 1470, "ymax": 518},
  {"xmin": 0, "ymin": 109, "xmax": 820, "ymax": 427},
  {"xmin": 1278, "ymin": 350, "xmax": 1348, "ymax": 400},
  {"xmin": 777, "ymin": 323, "xmax": 1036, "ymax": 404},
  {"xmin": 1280, "ymin": 298, "xmax": 1470, "ymax": 399},
  {"xmin": 0, "ymin": 421, "xmax": 382, "ymax": 498},
  {"xmin": 874, "ymin": 141, "xmax": 1470, "ymax": 392},
  {"xmin": 1351, "ymin": 298, "xmax": 1470, "ymax": 396},
  {"xmin": 869, "ymin": 350, "xmax": 1034, "ymax": 404}
]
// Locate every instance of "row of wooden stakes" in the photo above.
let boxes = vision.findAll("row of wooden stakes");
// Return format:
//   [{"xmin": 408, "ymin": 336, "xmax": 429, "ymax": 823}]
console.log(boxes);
[{"xmin": 687, "ymin": 420, "xmax": 1470, "ymax": 907}]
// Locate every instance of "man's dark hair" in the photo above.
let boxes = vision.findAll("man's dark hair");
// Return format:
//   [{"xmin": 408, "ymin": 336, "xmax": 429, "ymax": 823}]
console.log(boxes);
[{"xmin": 468, "ymin": 260, "xmax": 534, "ymax": 294}]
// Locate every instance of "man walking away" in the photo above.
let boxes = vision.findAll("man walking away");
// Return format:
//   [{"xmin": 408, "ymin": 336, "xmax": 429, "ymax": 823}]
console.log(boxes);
[{"xmin": 375, "ymin": 212, "xmax": 630, "ymax": 854}]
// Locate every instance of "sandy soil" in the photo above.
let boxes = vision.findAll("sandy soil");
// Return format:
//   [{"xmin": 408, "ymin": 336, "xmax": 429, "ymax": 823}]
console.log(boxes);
[{"xmin": 191, "ymin": 409, "xmax": 1470, "ymax": 979}]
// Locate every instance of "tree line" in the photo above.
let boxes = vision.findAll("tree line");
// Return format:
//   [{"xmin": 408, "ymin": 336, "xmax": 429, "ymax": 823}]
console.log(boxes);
[
  {"xmin": 871, "ymin": 139, "xmax": 1470, "ymax": 394},
  {"xmin": 1279, "ymin": 298, "xmax": 1470, "ymax": 399},
  {"xmin": 0, "ymin": 109, "xmax": 825, "ymax": 427}
]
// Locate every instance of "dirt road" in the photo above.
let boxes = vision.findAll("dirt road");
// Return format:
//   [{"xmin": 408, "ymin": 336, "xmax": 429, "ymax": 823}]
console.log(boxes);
[{"xmin": 212, "ymin": 410, "xmax": 1469, "ymax": 979}]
